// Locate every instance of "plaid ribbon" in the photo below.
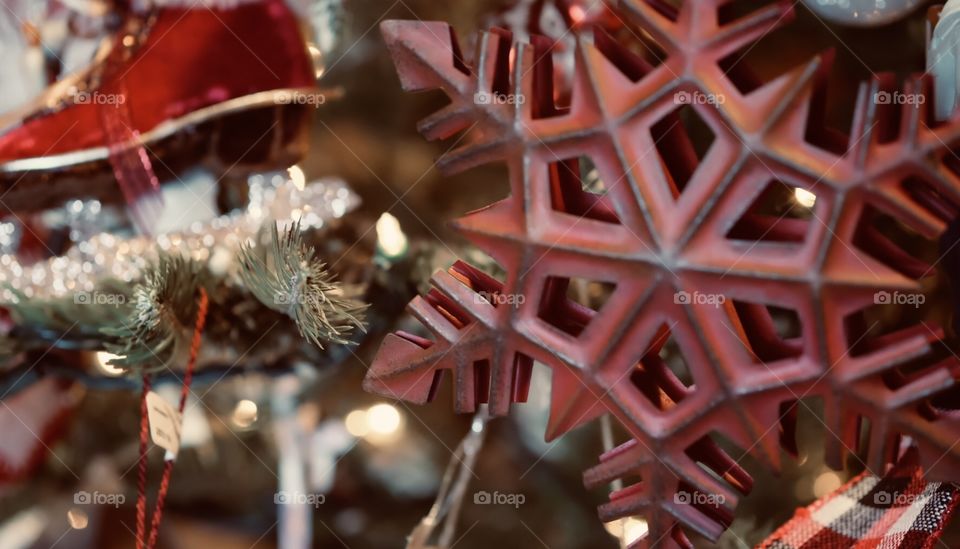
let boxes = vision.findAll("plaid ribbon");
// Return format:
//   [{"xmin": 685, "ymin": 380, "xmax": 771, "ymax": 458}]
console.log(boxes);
[{"xmin": 759, "ymin": 453, "xmax": 960, "ymax": 549}]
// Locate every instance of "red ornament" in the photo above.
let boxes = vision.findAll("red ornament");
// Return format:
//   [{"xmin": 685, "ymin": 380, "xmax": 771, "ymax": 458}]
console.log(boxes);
[
  {"xmin": 0, "ymin": 0, "xmax": 316, "ymax": 214},
  {"xmin": 366, "ymin": 1, "xmax": 960, "ymax": 546},
  {"xmin": 0, "ymin": 378, "xmax": 76, "ymax": 484}
]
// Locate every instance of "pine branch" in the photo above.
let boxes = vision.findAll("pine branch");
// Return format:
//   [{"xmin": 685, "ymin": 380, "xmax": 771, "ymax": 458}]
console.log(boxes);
[
  {"xmin": 238, "ymin": 221, "xmax": 366, "ymax": 348},
  {"xmin": 102, "ymin": 254, "xmax": 206, "ymax": 372},
  {"xmin": 3, "ymin": 282, "xmax": 133, "ymax": 354}
]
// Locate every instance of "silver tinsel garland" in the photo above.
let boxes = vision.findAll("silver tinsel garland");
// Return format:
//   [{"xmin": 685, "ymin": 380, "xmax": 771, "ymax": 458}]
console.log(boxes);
[{"xmin": 0, "ymin": 174, "xmax": 360, "ymax": 303}]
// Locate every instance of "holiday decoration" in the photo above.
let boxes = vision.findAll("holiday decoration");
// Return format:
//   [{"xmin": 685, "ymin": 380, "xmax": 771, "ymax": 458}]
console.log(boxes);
[
  {"xmin": 929, "ymin": 0, "xmax": 960, "ymax": 120},
  {"xmin": 758, "ymin": 450, "xmax": 960, "ymax": 549},
  {"xmin": 0, "ymin": 174, "xmax": 367, "ymax": 392},
  {"xmin": 802, "ymin": 0, "xmax": 924, "ymax": 27},
  {"xmin": 103, "ymin": 254, "xmax": 208, "ymax": 372},
  {"xmin": 239, "ymin": 220, "xmax": 367, "ymax": 349},
  {"xmin": 134, "ymin": 285, "xmax": 208, "ymax": 549},
  {"xmin": 0, "ymin": 0, "xmax": 318, "ymax": 214},
  {"xmin": 367, "ymin": 1, "xmax": 960, "ymax": 546},
  {"xmin": 0, "ymin": 176, "xmax": 359, "ymax": 303},
  {"xmin": 407, "ymin": 410, "xmax": 489, "ymax": 549},
  {"xmin": 0, "ymin": 378, "xmax": 78, "ymax": 483},
  {"xmin": 7, "ymin": 0, "xmax": 960, "ymax": 547}
]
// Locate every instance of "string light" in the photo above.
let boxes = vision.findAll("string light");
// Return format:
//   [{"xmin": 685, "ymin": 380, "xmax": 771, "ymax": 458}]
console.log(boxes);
[
  {"xmin": 308, "ymin": 45, "xmax": 325, "ymax": 79},
  {"xmin": 94, "ymin": 351, "xmax": 125, "ymax": 376},
  {"xmin": 67, "ymin": 509, "xmax": 88, "ymax": 530},
  {"xmin": 231, "ymin": 400, "xmax": 258, "ymax": 428},
  {"xmin": 287, "ymin": 165, "xmax": 306, "ymax": 191},
  {"xmin": 375, "ymin": 213, "xmax": 408, "ymax": 258},
  {"xmin": 343, "ymin": 403, "xmax": 404, "ymax": 443},
  {"xmin": 793, "ymin": 187, "xmax": 817, "ymax": 208},
  {"xmin": 569, "ymin": 5, "xmax": 586, "ymax": 23},
  {"xmin": 604, "ymin": 517, "xmax": 648, "ymax": 546},
  {"xmin": 813, "ymin": 471, "xmax": 843, "ymax": 498},
  {"xmin": 366, "ymin": 403, "xmax": 401, "ymax": 436},
  {"xmin": 344, "ymin": 409, "xmax": 369, "ymax": 437}
]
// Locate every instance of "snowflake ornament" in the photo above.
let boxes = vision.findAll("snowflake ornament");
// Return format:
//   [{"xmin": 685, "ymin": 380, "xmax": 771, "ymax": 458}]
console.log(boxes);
[{"xmin": 365, "ymin": 1, "xmax": 960, "ymax": 546}]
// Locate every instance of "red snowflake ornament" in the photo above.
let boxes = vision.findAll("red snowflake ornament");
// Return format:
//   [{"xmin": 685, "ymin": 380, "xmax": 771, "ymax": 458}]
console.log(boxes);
[{"xmin": 366, "ymin": 1, "xmax": 960, "ymax": 546}]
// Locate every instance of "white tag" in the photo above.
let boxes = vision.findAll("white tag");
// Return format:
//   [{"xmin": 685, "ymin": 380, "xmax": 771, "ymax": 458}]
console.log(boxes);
[{"xmin": 145, "ymin": 391, "xmax": 182, "ymax": 459}]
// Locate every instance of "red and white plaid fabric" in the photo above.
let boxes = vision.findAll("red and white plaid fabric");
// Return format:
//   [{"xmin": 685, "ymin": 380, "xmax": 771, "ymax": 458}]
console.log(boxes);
[{"xmin": 758, "ymin": 454, "xmax": 960, "ymax": 549}]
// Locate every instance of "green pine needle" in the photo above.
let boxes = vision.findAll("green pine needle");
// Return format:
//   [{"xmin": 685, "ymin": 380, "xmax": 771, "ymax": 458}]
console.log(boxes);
[
  {"xmin": 103, "ymin": 254, "xmax": 205, "ymax": 372},
  {"xmin": 4, "ymin": 282, "xmax": 132, "ymax": 352},
  {"xmin": 238, "ymin": 221, "xmax": 366, "ymax": 348}
]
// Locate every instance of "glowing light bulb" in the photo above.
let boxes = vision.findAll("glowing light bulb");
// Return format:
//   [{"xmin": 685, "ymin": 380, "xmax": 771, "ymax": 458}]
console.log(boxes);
[
  {"xmin": 376, "ymin": 213, "xmax": 408, "ymax": 258},
  {"xmin": 366, "ymin": 403, "xmax": 401, "ymax": 435},
  {"xmin": 94, "ymin": 351, "xmax": 125, "ymax": 376},
  {"xmin": 794, "ymin": 187, "xmax": 817, "ymax": 208},
  {"xmin": 623, "ymin": 518, "xmax": 649, "ymax": 544},
  {"xmin": 569, "ymin": 5, "xmax": 586, "ymax": 24},
  {"xmin": 67, "ymin": 508, "xmax": 88, "ymax": 530},
  {"xmin": 344, "ymin": 409, "xmax": 369, "ymax": 437},
  {"xmin": 231, "ymin": 399, "xmax": 258, "ymax": 428},
  {"xmin": 813, "ymin": 471, "xmax": 843, "ymax": 497},
  {"xmin": 288, "ymin": 165, "xmax": 307, "ymax": 191},
  {"xmin": 604, "ymin": 517, "xmax": 648, "ymax": 545}
]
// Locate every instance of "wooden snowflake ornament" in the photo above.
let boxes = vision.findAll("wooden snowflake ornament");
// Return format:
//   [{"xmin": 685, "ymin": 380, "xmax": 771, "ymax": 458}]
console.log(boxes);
[{"xmin": 366, "ymin": 1, "xmax": 960, "ymax": 546}]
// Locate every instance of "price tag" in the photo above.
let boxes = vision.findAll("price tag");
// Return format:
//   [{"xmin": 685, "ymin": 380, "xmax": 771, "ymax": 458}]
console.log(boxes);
[{"xmin": 145, "ymin": 391, "xmax": 182, "ymax": 459}]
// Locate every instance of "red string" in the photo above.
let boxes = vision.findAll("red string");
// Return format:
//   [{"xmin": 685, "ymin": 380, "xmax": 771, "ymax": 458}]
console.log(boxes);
[
  {"xmin": 136, "ymin": 287, "xmax": 209, "ymax": 549},
  {"xmin": 136, "ymin": 373, "xmax": 151, "ymax": 549}
]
